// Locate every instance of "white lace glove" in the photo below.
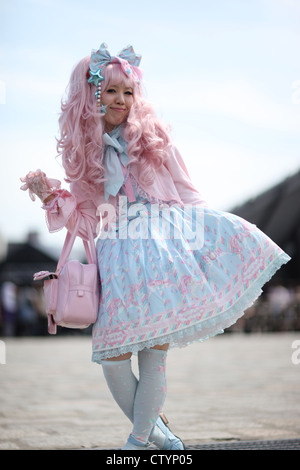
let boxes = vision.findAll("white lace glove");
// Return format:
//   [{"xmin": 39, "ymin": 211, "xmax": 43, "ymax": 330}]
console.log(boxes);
[{"xmin": 20, "ymin": 169, "xmax": 61, "ymax": 202}]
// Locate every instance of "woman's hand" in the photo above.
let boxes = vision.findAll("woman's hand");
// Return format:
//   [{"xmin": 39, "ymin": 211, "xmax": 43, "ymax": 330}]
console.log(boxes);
[{"xmin": 20, "ymin": 169, "xmax": 60, "ymax": 202}]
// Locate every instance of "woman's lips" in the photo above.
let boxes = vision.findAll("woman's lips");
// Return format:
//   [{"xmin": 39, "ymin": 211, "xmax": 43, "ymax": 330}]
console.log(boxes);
[{"xmin": 110, "ymin": 107, "xmax": 126, "ymax": 112}]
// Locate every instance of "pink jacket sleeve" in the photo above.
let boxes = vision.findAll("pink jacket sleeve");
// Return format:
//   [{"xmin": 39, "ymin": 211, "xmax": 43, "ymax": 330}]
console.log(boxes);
[
  {"xmin": 164, "ymin": 146, "xmax": 207, "ymax": 206},
  {"xmin": 42, "ymin": 182, "xmax": 99, "ymax": 240}
]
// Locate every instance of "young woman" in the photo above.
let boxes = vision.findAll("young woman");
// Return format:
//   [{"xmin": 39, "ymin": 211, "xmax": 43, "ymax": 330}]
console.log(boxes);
[{"xmin": 21, "ymin": 43, "xmax": 290, "ymax": 450}]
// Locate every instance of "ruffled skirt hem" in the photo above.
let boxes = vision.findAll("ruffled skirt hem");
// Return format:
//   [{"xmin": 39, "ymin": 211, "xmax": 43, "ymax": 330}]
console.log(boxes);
[{"xmin": 91, "ymin": 251, "xmax": 290, "ymax": 363}]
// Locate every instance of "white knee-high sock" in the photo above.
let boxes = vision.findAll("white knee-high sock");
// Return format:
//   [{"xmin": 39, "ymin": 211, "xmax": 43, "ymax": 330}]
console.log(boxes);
[
  {"xmin": 131, "ymin": 348, "xmax": 167, "ymax": 445},
  {"xmin": 102, "ymin": 349, "xmax": 168, "ymax": 447},
  {"xmin": 102, "ymin": 358, "xmax": 137, "ymax": 422}
]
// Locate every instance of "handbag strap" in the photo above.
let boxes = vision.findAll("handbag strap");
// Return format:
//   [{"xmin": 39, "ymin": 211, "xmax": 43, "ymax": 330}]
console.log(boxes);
[
  {"xmin": 56, "ymin": 215, "xmax": 97, "ymax": 272},
  {"xmin": 82, "ymin": 218, "xmax": 97, "ymax": 265}
]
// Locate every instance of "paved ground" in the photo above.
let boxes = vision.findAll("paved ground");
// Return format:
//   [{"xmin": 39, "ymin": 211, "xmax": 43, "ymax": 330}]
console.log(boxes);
[
  {"xmin": 0, "ymin": 332, "xmax": 300, "ymax": 450},
  {"xmin": 186, "ymin": 438, "xmax": 300, "ymax": 450}
]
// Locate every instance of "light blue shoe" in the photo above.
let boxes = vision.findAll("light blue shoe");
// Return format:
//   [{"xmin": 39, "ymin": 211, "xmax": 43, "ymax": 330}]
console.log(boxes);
[
  {"xmin": 122, "ymin": 434, "xmax": 150, "ymax": 450},
  {"xmin": 149, "ymin": 413, "xmax": 185, "ymax": 450}
]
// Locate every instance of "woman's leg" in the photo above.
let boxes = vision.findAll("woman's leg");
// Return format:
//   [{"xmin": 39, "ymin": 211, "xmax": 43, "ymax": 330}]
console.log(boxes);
[
  {"xmin": 125, "ymin": 346, "xmax": 168, "ymax": 447},
  {"xmin": 151, "ymin": 344, "xmax": 169, "ymax": 351},
  {"xmin": 102, "ymin": 352, "xmax": 137, "ymax": 422},
  {"xmin": 101, "ymin": 343, "xmax": 183, "ymax": 449},
  {"xmin": 104, "ymin": 352, "xmax": 133, "ymax": 361},
  {"xmin": 101, "ymin": 345, "xmax": 168, "ymax": 425}
]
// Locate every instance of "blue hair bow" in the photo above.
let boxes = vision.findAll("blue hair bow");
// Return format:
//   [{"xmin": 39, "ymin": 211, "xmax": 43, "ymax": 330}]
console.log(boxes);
[{"xmin": 88, "ymin": 43, "xmax": 142, "ymax": 87}]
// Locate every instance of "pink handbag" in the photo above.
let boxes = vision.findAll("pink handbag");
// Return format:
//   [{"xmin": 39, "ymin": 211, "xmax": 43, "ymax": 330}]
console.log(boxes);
[{"xmin": 34, "ymin": 216, "xmax": 100, "ymax": 334}]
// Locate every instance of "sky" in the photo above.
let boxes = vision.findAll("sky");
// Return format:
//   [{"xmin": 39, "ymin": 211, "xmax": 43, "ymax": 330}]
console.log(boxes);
[{"xmin": 0, "ymin": 0, "xmax": 300, "ymax": 253}]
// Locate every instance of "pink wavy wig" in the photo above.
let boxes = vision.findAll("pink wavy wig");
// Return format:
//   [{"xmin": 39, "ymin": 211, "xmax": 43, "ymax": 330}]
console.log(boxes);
[{"xmin": 56, "ymin": 56, "xmax": 172, "ymax": 192}]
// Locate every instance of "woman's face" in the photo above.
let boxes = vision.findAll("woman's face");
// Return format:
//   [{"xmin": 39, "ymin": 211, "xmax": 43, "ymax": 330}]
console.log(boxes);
[{"xmin": 101, "ymin": 82, "xmax": 134, "ymax": 132}]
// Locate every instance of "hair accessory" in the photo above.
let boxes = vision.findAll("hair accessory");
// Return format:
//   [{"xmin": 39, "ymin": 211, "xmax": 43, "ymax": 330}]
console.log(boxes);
[{"xmin": 87, "ymin": 43, "xmax": 142, "ymax": 113}]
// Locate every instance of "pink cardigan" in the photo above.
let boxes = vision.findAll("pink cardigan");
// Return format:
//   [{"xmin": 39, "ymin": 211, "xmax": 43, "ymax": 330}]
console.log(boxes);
[{"xmin": 44, "ymin": 146, "xmax": 207, "ymax": 240}]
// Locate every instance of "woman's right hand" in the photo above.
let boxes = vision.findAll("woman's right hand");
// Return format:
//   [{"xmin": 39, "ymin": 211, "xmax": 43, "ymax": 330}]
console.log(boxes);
[{"xmin": 20, "ymin": 169, "xmax": 60, "ymax": 202}]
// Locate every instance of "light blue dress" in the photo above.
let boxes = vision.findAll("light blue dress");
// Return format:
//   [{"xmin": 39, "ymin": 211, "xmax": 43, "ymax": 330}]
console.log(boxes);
[{"xmin": 91, "ymin": 179, "xmax": 290, "ymax": 363}]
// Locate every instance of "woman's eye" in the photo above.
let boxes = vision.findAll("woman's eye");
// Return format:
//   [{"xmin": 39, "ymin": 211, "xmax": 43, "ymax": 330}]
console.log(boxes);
[{"xmin": 105, "ymin": 88, "xmax": 132, "ymax": 95}]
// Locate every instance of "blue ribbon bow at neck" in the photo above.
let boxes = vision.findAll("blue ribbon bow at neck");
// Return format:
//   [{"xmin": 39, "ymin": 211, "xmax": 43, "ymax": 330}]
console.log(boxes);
[{"xmin": 103, "ymin": 127, "xmax": 130, "ymax": 200}]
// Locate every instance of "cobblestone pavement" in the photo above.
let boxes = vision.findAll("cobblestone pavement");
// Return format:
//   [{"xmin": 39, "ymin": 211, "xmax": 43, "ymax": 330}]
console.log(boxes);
[{"xmin": 1, "ymin": 332, "xmax": 300, "ymax": 450}]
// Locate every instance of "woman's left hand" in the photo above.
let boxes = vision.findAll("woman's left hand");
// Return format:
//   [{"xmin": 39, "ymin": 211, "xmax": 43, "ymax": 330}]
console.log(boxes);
[{"xmin": 20, "ymin": 169, "xmax": 60, "ymax": 202}]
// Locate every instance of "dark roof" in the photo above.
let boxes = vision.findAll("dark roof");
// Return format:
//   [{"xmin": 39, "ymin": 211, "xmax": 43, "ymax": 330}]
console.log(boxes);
[
  {"xmin": 0, "ymin": 240, "xmax": 58, "ymax": 286},
  {"xmin": 5, "ymin": 242, "xmax": 58, "ymax": 264},
  {"xmin": 231, "ymin": 169, "xmax": 300, "ymax": 281}
]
